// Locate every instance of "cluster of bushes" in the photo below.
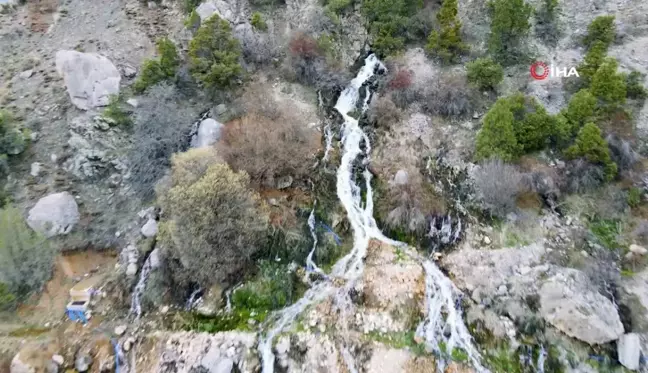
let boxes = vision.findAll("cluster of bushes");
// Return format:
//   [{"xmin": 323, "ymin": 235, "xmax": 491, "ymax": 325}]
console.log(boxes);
[
  {"xmin": 466, "ymin": 57, "xmax": 504, "ymax": 91},
  {"xmin": 534, "ymin": 0, "xmax": 560, "ymax": 45},
  {"xmin": 360, "ymin": 0, "xmax": 425, "ymax": 56},
  {"xmin": 133, "ymin": 37, "xmax": 180, "ymax": 93},
  {"xmin": 287, "ymin": 32, "xmax": 349, "ymax": 91},
  {"xmin": 487, "ymin": 0, "xmax": 533, "ymax": 65},
  {"xmin": 0, "ymin": 205, "xmax": 55, "ymax": 310}
]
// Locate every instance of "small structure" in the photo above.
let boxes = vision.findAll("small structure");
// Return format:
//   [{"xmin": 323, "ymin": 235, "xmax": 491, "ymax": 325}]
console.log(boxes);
[{"xmin": 65, "ymin": 275, "xmax": 102, "ymax": 324}]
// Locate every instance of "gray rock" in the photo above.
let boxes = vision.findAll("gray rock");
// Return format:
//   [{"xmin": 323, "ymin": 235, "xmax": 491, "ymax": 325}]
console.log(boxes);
[
  {"xmin": 618, "ymin": 333, "xmax": 641, "ymax": 370},
  {"xmin": 126, "ymin": 98, "xmax": 139, "ymax": 107},
  {"xmin": 122, "ymin": 65, "xmax": 137, "ymax": 78},
  {"xmin": 196, "ymin": 2, "xmax": 219, "ymax": 21},
  {"xmin": 30, "ymin": 162, "xmax": 42, "ymax": 177},
  {"xmin": 393, "ymin": 170, "xmax": 409, "ymax": 185},
  {"xmin": 191, "ymin": 118, "xmax": 223, "ymax": 148},
  {"xmin": 10, "ymin": 353, "xmax": 32, "ymax": 373},
  {"xmin": 539, "ymin": 269, "xmax": 624, "ymax": 345},
  {"xmin": 27, "ymin": 192, "xmax": 80, "ymax": 237},
  {"xmin": 200, "ymin": 346, "xmax": 221, "ymax": 371},
  {"xmin": 630, "ymin": 244, "xmax": 648, "ymax": 256},
  {"xmin": 140, "ymin": 218, "xmax": 158, "ymax": 238},
  {"xmin": 212, "ymin": 358, "xmax": 234, "ymax": 373},
  {"xmin": 75, "ymin": 355, "xmax": 92, "ymax": 372},
  {"xmin": 215, "ymin": 104, "xmax": 227, "ymax": 115},
  {"xmin": 276, "ymin": 175, "xmax": 293, "ymax": 189},
  {"xmin": 52, "ymin": 354, "xmax": 64, "ymax": 366},
  {"xmin": 114, "ymin": 325, "xmax": 127, "ymax": 336},
  {"xmin": 19, "ymin": 69, "xmax": 33, "ymax": 79},
  {"xmin": 148, "ymin": 248, "xmax": 161, "ymax": 269},
  {"xmin": 55, "ymin": 50, "xmax": 121, "ymax": 110},
  {"xmin": 126, "ymin": 263, "xmax": 138, "ymax": 277}
]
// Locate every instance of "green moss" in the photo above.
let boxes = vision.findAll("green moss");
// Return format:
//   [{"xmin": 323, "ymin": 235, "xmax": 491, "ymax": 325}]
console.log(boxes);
[
  {"xmin": 250, "ymin": 12, "xmax": 267, "ymax": 31},
  {"xmin": 364, "ymin": 331, "xmax": 428, "ymax": 356}
]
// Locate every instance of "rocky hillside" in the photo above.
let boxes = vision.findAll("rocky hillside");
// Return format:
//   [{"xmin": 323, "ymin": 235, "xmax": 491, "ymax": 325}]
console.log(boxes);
[{"xmin": 1, "ymin": 0, "xmax": 648, "ymax": 371}]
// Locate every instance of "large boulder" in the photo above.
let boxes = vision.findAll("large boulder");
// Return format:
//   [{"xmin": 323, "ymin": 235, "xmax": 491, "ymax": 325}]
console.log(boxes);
[
  {"xmin": 27, "ymin": 192, "xmax": 80, "ymax": 237},
  {"xmin": 617, "ymin": 333, "xmax": 641, "ymax": 371},
  {"xmin": 55, "ymin": 50, "xmax": 121, "ymax": 110},
  {"xmin": 10, "ymin": 341, "xmax": 60, "ymax": 373},
  {"xmin": 539, "ymin": 269, "xmax": 624, "ymax": 345},
  {"xmin": 190, "ymin": 118, "xmax": 223, "ymax": 148}
]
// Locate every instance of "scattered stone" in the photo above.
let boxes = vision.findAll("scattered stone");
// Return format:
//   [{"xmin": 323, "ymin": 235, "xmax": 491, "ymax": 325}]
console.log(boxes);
[
  {"xmin": 393, "ymin": 169, "xmax": 409, "ymax": 185},
  {"xmin": 51, "ymin": 355, "xmax": 64, "ymax": 366},
  {"xmin": 75, "ymin": 355, "xmax": 92, "ymax": 372},
  {"xmin": 122, "ymin": 65, "xmax": 137, "ymax": 78},
  {"xmin": 215, "ymin": 103, "xmax": 227, "ymax": 115},
  {"xmin": 123, "ymin": 338, "xmax": 135, "ymax": 352},
  {"xmin": 126, "ymin": 98, "xmax": 139, "ymax": 107},
  {"xmin": 276, "ymin": 175, "xmax": 293, "ymax": 189},
  {"xmin": 27, "ymin": 192, "xmax": 80, "ymax": 237},
  {"xmin": 191, "ymin": 118, "xmax": 223, "ymax": 148},
  {"xmin": 55, "ymin": 50, "xmax": 121, "ymax": 110},
  {"xmin": 149, "ymin": 248, "xmax": 161, "ymax": 268},
  {"xmin": 126, "ymin": 263, "xmax": 138, "ymax": 277},
  {"xmin": 630, "ymin": 244, "xmax": 648, "ymax": 256},
  {"xmin": 617, "ymin": 333, "xmax": 641, "ymax": 370},
  {"xmin": 483, "ymin": 236, "xmax": 491, "ymax": 245},
  {"xmin": 19, "ymin": 69, "xmax": 33, "ymax": 79},
  {"xmin": 114, "ymin": 325, "xmax": 127, "ymax": 336},
  {"xmin": 30, "ymin": 162, "xmax": 42, "ymax": 177},
  {"xmin": 140, "ymin": 218, "xmax": 158, "ymax": 238}
]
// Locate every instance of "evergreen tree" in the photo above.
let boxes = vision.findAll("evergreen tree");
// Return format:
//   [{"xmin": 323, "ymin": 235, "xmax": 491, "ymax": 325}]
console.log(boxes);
[
  {"xmin": 475, "ymin": 98, "xmax": 520, "ymax": 161},
  {"xmin": 426, "ymin": 0, "xmax": 468, "ymax": 63},
  {"xmin": 466, "ymin": 57, "xmax": 504, "ymax": 90},
  {"xmin": 133, "ymin": 37, "xmax": 180, "ymax": 93},
  {"xmin": 534, "ymin": 0, "xmax": 560, "ymax": 46},
  {"xmin": 577, "ymin": 41, "xmax": 607, "ymax": 86},
  {"xmin": 566, "ymin": 123, "xmax": 617, "ymax": 180},
  {"xmin": 487, "ymin": 0, "xmax": 533, "ymax": 65},
  {"xmin": 583, "ymin": 15, "xmax": 615, "ymax": 50},
  {"xmin": 563, "ymin": 89, "xmax": 596, "ymax": 134},
  {"xmin": 591, "ymin": 58, "xmax": 627, "ymax": 107},
  {"xmin": 189, "ymin": 14, "xmax": 243, "ymax": 89}
]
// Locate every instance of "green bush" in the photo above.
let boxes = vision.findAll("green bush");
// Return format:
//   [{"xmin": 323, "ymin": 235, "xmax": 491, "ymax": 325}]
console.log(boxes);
[
  {"xmin": 487, "ymin": 0, "xmax": 533, "ymax": 65},
  {"xmin": 250, "ymin": 12, "xmax": 267, "ymax": 31},
  {"xmin": 0, "ymin": 282, "xmax": 16, "ymax": 311},
  {"xmin": 516, "ymin": 101, "xmax": 557, "ymax": 152},
  {"xmin": 102, "ymin": 95, "xmax": 132, "ymax": 126},
  {"xmin": 326, "ymin": 0, "xmax": 353, "ymax": 13},
  {"xmin": 534, "ymin": 0, "xmax": 560, "ymax": 46},
  {"xmin": 184, "ymin": 10, "xmax": 201, "ymax": 30},
  {"xmin": 563, "ymin": 89, "xmax": 596, "ymax": 134},
  {"xmin": 626, "ymin": 71, "xmax": 647, "ymax": 100},
  {"xmin": 189, "ymin": 14, "xmax": 243, "ymax": 89},
  {"xmin": 133, "ymin": 37, "xmax": 180, "ymax": 93},
  {"xmin": 475, "ymin": 98, "xmax": 520, "ymax": 161},
  {"xmin": 628, "ymin": 187, "xmax": 642, "ymax": 208},
  {"xmin": 183, "ymin": 0, "xmax": 201, "ymax": 13},
  {"xmin": 0, "ymin": 110, "xmax": 27, "ymax": 157},
  {"xmin": 590, "ymin": 58, "xmax": 627, "ymax": 107},
  {"xmin": 466, "ymin": 57, "xmax": 504, "ymax": 90},
  {"xmin": 565, "ymin": 123, "xmax": 617, "ymax": 180},
  {"xmin": 160, "ymin": 154, "xmax": 269, "ymax": 288},
  {"xmin": 0, "ymin": 205, "xmax": 56, "ymax": 302},
  {"xmin": 425, "ymin": 0, "xmax": 468, "ymax": 64},
  {"xmin": 232, "ymin": 261, "xmax": 298, "ymax": 311},
  {"xmin": 577, "ymin": 40, "xmax": 607, "ymax": 86},
  {"xmin": 361, "ymin": 0, "xmax": 424, "ymax": 56},
  {"xmin": 583, "ymin": 15, "xmax": 615, "ymax": 50}
]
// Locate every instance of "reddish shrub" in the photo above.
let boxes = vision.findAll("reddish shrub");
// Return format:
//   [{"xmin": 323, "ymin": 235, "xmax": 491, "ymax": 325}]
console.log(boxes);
[
  {"xmin": 388, "ymin": 69, "xmax": 413, "ymax": 90},
  {"xmin": 289, "ymin": 33, "xmax": 321, "ymax": 59}
]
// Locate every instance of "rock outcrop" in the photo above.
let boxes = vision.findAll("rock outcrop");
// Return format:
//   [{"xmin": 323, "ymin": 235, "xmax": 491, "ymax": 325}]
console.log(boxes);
[
  {"xmin": 191, "ymin": 118, "xmax": 223, "ymax": 149},
  {"xmin": 27, "ymin": 192, "xmax": 80, "ymax": 237},
  {"xmin": 55, "ymin": 50, "xmax": 121, "ymax": 110},
  {"xmin": 617, "ymin": 333, "xmax": 641, "ymax": 371},
  {"xmin": 539, "ymin": 269, "xmax": 624, "ymax": 345}
]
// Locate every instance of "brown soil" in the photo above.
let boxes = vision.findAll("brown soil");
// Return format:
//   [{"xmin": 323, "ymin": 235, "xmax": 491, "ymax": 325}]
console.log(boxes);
[{"xmin": 26, "ymin": 0, "xmax": 59, "ymax": 33}]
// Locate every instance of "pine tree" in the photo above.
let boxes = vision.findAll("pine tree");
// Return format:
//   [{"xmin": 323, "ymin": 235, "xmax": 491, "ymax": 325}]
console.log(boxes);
[
  {"xmin": 577, "ymin": 41, "xmax": 607, "ymax": 86},
  {"xmin": 426, "ymin": 0, "xmax": 468, "ymax": 64},
  {"xmin": 563, "ymin": 89, "xmax": 596, "ymax": 134},
  {"xmin": 466, "ymin": 57, "xmax": 504, "ymax": 90},
  {"xmin": 475, "ymin": 98, "xmax": 520, "ymax": 161},
  {"xmin": 487, "ymin": 0, "xmax": 533, "ymax": 65},
  {"xmin": 583, "ymin": 15, "xmax": 615, "ymax": 50},
  {"xmin": 591, "ymin": 58, "xmax": 627, "ymax": 107},
  {"xmin": 566, "ymin": 123, "xmax": 617, "ymax": 180}
]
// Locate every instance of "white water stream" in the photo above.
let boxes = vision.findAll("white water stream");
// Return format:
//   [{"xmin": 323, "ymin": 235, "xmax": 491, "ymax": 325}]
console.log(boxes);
[
  {"xmin": 257, "ymin": 53, "xmax": 485, "ymax": 372},
  {"xmin": 130, "ymin": 255, "xmax": 153, "ymax": 319}
]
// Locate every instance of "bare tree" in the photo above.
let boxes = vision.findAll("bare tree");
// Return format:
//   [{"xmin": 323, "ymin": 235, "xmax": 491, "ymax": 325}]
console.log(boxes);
[{"xmin": 473, "ymin": 159, "xmax": 523, "ymax": 218}]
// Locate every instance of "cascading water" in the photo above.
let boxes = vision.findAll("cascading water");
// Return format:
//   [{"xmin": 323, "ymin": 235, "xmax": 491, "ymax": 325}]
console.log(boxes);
[
  {"xmin": 305, "ymin": 208, "xmax": 323, "ymax": 275},
  {"xmin": 130, "ymin": 255, "xmax": 153, "ymax": 319},
  {"xmin": 258, "ymin": 54, "xmax": 487, "ymax": 372}
]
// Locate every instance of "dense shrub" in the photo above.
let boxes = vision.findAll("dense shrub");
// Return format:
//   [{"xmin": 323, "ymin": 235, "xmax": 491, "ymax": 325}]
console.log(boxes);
[
  {"xmin": 590, "ymin": 58, "xmax": 627, "ymax": 107},
  {"xmin": 473, "ymin": 159, "xmax": 523, "ymax": 217},
  {"xmin": 250, "ymin": 12, "xmax": 267, "ymax": 31},
  {"xmin": 234, "ymin": 24, "xmax": 282, "ymax": 66},
  {"xmin": 487, "ymin": 0, "xmax": 533, "ymax": 65},
  {"xmin": 361, "ymin": 0, "xmax": 424, "ymax": 56},
  {"xmin": 583, "ymin": 15, "xmax": 615, "ymax": 50},
  {"xmin": 0, "ymin": 282, "xmax": 16, "ymax": 311},
  {"xmin": 425, "ymin": 0, "xmax": 468, "ymax": 64},
  {"xmin": 189, "ymin": 14, "xmax": 243, "ymax": 89},
  {"xmin": 367, "ymin": 95, "xmax": 402, "ymax": 128},
  {"xmin": 128, "ymin": 83, "xmax": 195, "ymax": 199},
  {"xmin": 534, "ymin": 0, "xmax": 560, "ymax": 46},
  {"xmin": 0, "ymin": 205, "xmax": 56, "ymax": 304},
  {"xmin": 287, "ymin": 33, "xmax": 349, "ymax": 91},
  {"xmin": 606, "ymin": 134, "xmax": 637, "ymax": 171},
  {"xmin": 133, "ymin": 37, "xmax": 180, "ymax": 93},
  {"xmin": 182, "ymin": 0, "xmax": 201, "ymax": 13},
  {"xmin": 625, "ymin": 71, "xmax": 647, "ymax": 100},
  {"xmin": 466, "ymin": 57, "xmax": 504, "ymax": 91},
  {"xmin": 217, "ymin": 114, "xmax": 319, "ymax": 187},
  {"xmin": 475, "ymin": 98, "xmax": 519, "ymax": 161},
  {"xmin": 577, "ymin": 41, "xmax": 607, "ymax": 86},
  {"xmin": 562, "ymin": 89, "xmax": 596, "ymax": 134},
  {"xmin": 160, "ymin": 158, "xmax": 269, "ymax": 288},
  {"xmin": 565, "ymin": 123, "xmax": 617, "ymax": 181},
  {"xmin": 388, "ymin": 69, "xmax": 413, "ymax": 91},
  {"xmin": 565, "ymin": 159, "xmax": 605, "ymax": 193},
  {"xmin": 422, "ymin": 72, "xmax": 475, "ymax": 117},
  {"xmin": 0, "ymin": 110, "xmax": 26, "ymax": 157},
  {"xmin": 232, "ymin": 261, "xmax": 297, "ymax": 311},
  {"xmin": 507, "ymin": 94, "xmax": 558, "ymax": 152}
]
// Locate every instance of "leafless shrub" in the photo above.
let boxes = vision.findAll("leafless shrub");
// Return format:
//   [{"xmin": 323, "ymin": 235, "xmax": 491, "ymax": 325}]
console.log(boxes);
[
  {"xmin": 367, "ymin": 95, "xmax": 402, "ymax": 128},
  {"xmin": 234, "ymin": 24, "xmax": 283, "ymax": 66},
  {"xmin": 285, "ymin": 32, "xmax": 349, "ymax": 91},
  {"xmin": 606, "ymin": 134, "xmax": 638, "ymax": 171},
  {"xmin": 129, "ymin": 83, "xmax": 196, "ymax": 200},
  {"xmin": 217, "ymin": 114, "xmax": 319, "ymax": 187},
  {"xmin": 564, "ymin": 159, "xmax": 605, "ymax": 194},
  {"xmin": 584, "ymin": 248, "xmax": 621, "ymax": 304},
  {"xmin": 236, "ymin": 83, "xmax": 282, "ymax": 120},
  {"xmin": 521, "ymin": 169, "xmax": 562, "ymax": 210},
  {"xmin": 632, "ymin": 219, "xmax": 648, "ymax": 245},
  {"xmin": 422, "ymin": 72, "xmax": 475, "ymax": 117},
  {"xmin": 473, "ymin": 159, "xmax": 523, "ymax": 218}
]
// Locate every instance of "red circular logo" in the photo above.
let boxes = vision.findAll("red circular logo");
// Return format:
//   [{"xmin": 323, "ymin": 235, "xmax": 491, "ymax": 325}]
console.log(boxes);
[{"xmin": 530, "ymin": 61, "xmax": 549, "ymax": 80}]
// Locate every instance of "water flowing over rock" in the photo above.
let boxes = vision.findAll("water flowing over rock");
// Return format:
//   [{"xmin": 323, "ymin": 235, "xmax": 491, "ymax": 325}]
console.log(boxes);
[
  {"xmin": 55, "ymin": 50, "xmax": 121, "ymax": 110},
  {"xmin": 130, "ymin": 254, "xmax": 154, "ymax": 318},
  {"xmin": 539, "ymin": 269, "xmax": 624, "ymax": 345},
  {"xmin": 191, "ymin": 118, "xmax": 224, "ymax": 148},
  {"xmin": 27, "ymin": 192, "xmax": 80, "ymax": 237}
]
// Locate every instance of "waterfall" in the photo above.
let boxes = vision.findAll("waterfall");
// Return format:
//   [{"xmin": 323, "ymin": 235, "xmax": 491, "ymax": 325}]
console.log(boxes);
[
  {"xmin": 306, "ymin": 208, "xmax": 324, "ymax": 275},
  {"xmin": 185, "ymin": 287, "xmax": 203, "ymax": 311},
  {"xmin": 537, "ymin": 345, "xmax": 546, "ymax": 373},
  {"xmin": 258, "ymin": 54, "xmax": 486, "ymax": 372},
  {"xmin": 129, "ymin": 255, "xmax": 153, "ymax": 319}
]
